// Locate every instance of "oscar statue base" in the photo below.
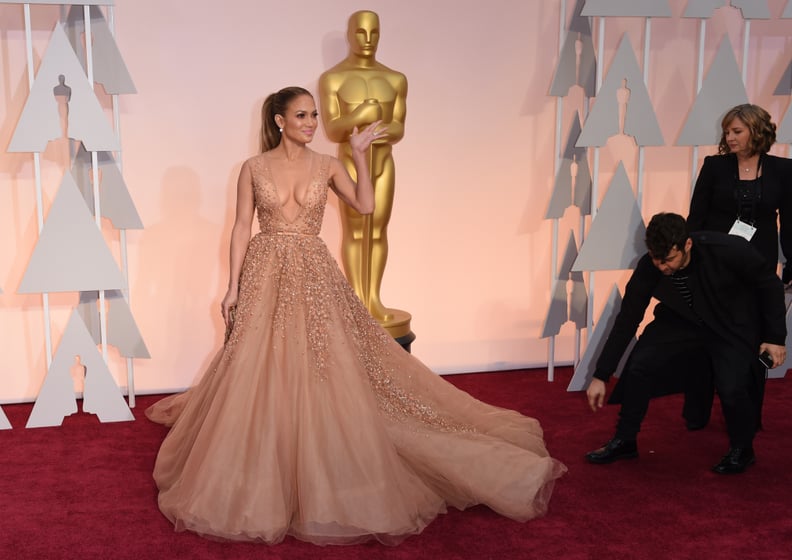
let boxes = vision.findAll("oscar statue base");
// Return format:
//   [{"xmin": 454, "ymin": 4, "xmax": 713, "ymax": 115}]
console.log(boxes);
[{"xmin": 380, "ymin": 309, "xmax": 415, "ymax": 353}]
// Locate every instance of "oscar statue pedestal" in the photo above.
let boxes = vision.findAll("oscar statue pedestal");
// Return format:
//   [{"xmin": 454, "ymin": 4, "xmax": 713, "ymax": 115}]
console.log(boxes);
[{"xmin": 380, "ymin": 309, "xmax": 416, "ymax": 352}]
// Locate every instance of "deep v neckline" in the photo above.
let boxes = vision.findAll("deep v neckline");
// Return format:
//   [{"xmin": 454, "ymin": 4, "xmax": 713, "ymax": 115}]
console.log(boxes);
[{"xmin": 266, "ymin": 151, "xmax": 315, "ymax": 225}]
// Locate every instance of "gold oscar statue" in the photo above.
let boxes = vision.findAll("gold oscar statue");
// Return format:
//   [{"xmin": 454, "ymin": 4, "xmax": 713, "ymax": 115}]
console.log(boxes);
[{"xmin": 319, "ymin": 10, "xmax": 414, "ymax": 347}]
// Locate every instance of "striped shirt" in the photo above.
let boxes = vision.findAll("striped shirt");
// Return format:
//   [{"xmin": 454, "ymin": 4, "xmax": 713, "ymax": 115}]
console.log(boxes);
[{"xmin": 671, "ymin": 271, "xmax": 693, "ymax": 308}]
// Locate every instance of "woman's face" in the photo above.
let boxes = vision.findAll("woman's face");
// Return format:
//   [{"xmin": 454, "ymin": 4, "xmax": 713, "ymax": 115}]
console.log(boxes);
[
  {"xmin": 723, "ymin": 116, "xmax": 752, "ymax": 157},
  {"xmin": 278, "ymin": 94, "xmax": 318, "ymax": 144}
]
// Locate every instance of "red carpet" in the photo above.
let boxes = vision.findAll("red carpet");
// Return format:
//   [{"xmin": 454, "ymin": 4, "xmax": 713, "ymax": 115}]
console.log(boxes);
[{"xmin": 1, "ymin": 367, "xmax": 790, "ymax": 559}]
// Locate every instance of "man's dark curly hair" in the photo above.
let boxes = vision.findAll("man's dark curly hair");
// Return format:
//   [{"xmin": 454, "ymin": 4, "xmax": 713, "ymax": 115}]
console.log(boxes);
[{"xmin": 645, "ymin": 213, "xmax": 689, "ymax": 259}]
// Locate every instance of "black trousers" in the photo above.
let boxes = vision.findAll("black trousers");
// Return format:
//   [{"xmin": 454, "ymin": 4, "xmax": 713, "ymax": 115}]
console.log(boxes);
[
  {"xmin": 682, "ymin": 352, "xmax": 766, "ymax": 430},
  {"xmin": 613, "ymin": 316, "xmax": 758, "ymax": 448}
]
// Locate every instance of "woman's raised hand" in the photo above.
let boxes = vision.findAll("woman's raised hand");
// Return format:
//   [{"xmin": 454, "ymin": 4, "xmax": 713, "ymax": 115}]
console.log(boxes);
[{"xmin": 349, "ymin": 120, "xmax": 388, "ymax": 153}]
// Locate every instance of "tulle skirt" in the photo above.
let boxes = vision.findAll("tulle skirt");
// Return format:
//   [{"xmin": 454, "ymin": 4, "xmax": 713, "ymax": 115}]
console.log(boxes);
[{"xmin": 147, "ymin": 232, "xmax": 566, "ymax": 545}]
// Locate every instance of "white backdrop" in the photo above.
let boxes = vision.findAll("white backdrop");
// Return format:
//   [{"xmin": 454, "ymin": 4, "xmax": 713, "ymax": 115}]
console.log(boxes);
[{"xmin": 1, "ymin": 0, "xmax": 791, "ymax": 400}]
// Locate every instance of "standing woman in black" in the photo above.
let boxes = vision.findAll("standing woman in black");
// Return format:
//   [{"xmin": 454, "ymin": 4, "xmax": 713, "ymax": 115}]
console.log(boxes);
[
  {"xmin": 688, "ymin": 104, "xmax": 792, "ymax": 278},
  {"xmin": 686, "ymin": 104, "xmax": 792, "ymax": 428}
]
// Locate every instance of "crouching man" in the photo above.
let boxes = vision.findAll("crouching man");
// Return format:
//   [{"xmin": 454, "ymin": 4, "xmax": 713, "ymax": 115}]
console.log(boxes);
[{"xmin": 585, "ymin": 212, "xmax": 786, "ymax": 474}]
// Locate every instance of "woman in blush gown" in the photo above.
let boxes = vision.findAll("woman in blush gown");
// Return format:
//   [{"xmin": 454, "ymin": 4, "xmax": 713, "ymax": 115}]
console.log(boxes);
[{"xmin": 146, "ymin": 86, "xmax": 566, "ymax": 546}]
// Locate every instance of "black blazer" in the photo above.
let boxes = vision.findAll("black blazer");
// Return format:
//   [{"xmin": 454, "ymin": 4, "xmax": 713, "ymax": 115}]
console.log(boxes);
[
  {"xmin": 688, "ymin": 153, "xmax": 792, "ymax": 281},
  {"xmin": 593, "ymin": 232, "xmax": 786, "ymax": 382}
]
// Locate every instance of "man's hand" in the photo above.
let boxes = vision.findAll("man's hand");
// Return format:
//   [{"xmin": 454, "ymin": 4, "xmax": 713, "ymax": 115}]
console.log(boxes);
[
  {"xmin": 586, "ymin": 378, "xmax": 607, "ymax": 412},
  {"xmin": 759, "ymin": 342, "xmax": 786, "ymax": 369}
]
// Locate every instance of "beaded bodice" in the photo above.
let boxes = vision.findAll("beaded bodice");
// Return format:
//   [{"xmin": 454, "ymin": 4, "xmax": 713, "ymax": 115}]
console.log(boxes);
[{"xmin": 248, "ymin": 151, "xmax": 330, "ymax": 236}]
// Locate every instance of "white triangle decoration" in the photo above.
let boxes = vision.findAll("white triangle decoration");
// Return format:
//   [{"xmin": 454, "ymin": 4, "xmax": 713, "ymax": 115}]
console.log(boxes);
[
  {"xmin": 572, "ymin": 163, "xmax": 646, "ymax": 271},
  {"xmin": 27, "ymin": 310, "xmax": 133, "ymax": 428},
  {"xmin": 27, "ymin": 318, "xmax": 82, "ymax": 428},
  {"xmin": 8, "ymin": 24, "xmax": 119, "ymax": 153},
  {"xmin": 18, "ymin": 171, "xmax": 126, "ymax": 294},
  {"xmin": 0, "ymin": 406, "xmax": 10, "ymax": 430},
  {"xmin": 676, "ymin": 37, "xmax": 748, "ymax": 146},
  {"xmin": 577, "ymin": 35, "xmax": 664, "ymax": 147}
]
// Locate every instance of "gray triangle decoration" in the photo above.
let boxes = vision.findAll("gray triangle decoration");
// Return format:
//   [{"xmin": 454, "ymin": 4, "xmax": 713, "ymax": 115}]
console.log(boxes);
[
  {"xmin": 82, "ymin": 353, "xmax": 135, "ymax": 423},
  {"xmin": 572, "ymin": 163, "xmax": 646, "ymax": 271},
  {"xmin": 64, "ymin": 6, "xmax": 137, "ymax": 95},
  {"xmin": 0, "ymin": 406, "xmax": 10, "ymax": 430},
  {"xmin": 582, "ymin": 0, "xmax": 672, "ymax": 17},
  {"xmin": 27, "ymin": 309, "xmax": 132, "ymax": 428},
  {"xmin": 77, "ymin": 290, "xmax": 151, "ymax": 359},
  {"xmin": 784, "ymin": 0, "xmax": 792, "ymax": 17},
  {"xmin": 18, "ymin": 171, "xmax": 126, "ymax": 294},
  {"xmin": 570, "ymin": 272, "xmax": 588, "ymax": 328},
  {"xmin": 0, "ymin": 1, "xmax": 113, "ymax": 4},
  {"xmin": 684, "ymin": 0, "xmax": 770, "ymax": 18},
  {"xmin": 541, "ymin": 232, "xmax": 589, "ymax": 338},
  {"xmin": 676, "ymin": 37, "xmax": 748, "ymax": 146},
  {"xmin": 682, "ymin": 0, "xmax": 732, "ymax": 17},
  {"xmin": 548, "ymin": 29, "xmax": 597, "ymax": 98},
  {"xmin": 549, "ymin": 0, "xmax": 596, "ymax": 97},
  {"xmin": 8, "ymin": 24, "xmax": 120, "ymax": 153},
  {"xmin": 571, "ymin": 161, "xmax": 592, "ymax": 215},
  {"xmin": 567, "ymin": 285, "xmax": 637, "ymax": 391},
  {"xmin": 778, "ymin": 102, "xmax": 792, "ymax": 144},
  {"xmin": 731, "ymin": 0, "xmax": 771, "ymax": 19},
  {"xmin": 27, "ymin": 315, "xmax": 83, "ymax": 428},
  {"xmin": 558, "ymin": 230, "xmax": 579, "ymax": 278},
  {"xmin": 563, "ymin": 231, "xmax": 588, "ymax": 329},
  {"xmin": 774, "ymin": 60, "xmax": 792, "ymax": 95},
  {"xmin": 564, "ymin": 232, "xmax": 588, "ymax": 327},
  {"xmin": 541, "ymin": 280, "xmax": 569, "ymax": 338},
  {"xmin": 576, "ymin": 35, "xmax": 664, "ymax": 148},
  {"xmin": 545, "ymin": 170, "xmax": 571, "ymax": 220},
  {"xmin": 546, "ymin": 113, "xmax": 592, "ymax": 218},
  {"xmin": 541, "ymin": 231, "xmax": 579, "ymax": 337},
  {"xmin": 72, "ymin": 144, "xmax": 143, "ymax": 229}
]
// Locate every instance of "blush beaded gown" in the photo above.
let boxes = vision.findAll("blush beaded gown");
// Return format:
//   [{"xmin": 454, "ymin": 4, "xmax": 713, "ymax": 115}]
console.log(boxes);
[{"xmin": 146, "ymin": 150, "xmax": 566, "ymax": 545}]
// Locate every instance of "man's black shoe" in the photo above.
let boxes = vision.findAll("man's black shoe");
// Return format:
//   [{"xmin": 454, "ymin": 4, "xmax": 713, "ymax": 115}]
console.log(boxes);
[
  {"xmin": 585, "ymin": 438, "xmax": 638, "ymax": 464},
  {"xmin": 711, "ymin": 447, "xmax": 755, "ymax": 474},
  {"xmin": 685, "ymin": 420, "xmax": 707, "ymax": 431}
]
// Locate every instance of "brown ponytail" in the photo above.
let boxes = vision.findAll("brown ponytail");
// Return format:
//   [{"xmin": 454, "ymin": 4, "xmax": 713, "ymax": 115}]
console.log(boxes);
[{"xmin": 259, "ymin": 86, "xmax": 312, "ymax": 152}]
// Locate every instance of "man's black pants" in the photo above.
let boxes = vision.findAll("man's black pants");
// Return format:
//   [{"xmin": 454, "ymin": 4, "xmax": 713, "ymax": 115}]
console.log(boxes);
[{"xmin": 614, "ymin": 316, "xmax": 758, "ymax": 449}]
